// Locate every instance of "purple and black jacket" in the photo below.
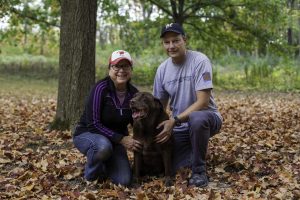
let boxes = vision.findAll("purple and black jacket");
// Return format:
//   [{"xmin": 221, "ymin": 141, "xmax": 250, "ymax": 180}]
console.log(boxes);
[{"xmin": 74, "ymin": 76, "xmax": 139, "ymax": 143}]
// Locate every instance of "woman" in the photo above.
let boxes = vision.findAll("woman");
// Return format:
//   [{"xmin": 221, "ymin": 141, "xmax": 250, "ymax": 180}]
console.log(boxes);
[{"xmin": 73, "ymin": 50, "xmax": 142, "ymax": 186}]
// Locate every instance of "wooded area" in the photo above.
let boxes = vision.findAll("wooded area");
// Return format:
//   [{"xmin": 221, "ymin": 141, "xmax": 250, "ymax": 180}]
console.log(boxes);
[
  {"xmin": 0, "ymin": 0, "xmax": 300, "ymax": 199},
  {"xmin": 2, "ymin": 0, "xmax": 300, "ymax": 56},
  {"xmin": 2, "ymin": 0, "xmax": 300, "ymax": 129}
]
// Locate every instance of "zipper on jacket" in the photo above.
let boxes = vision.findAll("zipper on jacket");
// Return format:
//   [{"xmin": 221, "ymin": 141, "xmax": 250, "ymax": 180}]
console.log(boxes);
[{"xmin": 110, "ymin": 91, "xmax": 131, "ymax": 116}]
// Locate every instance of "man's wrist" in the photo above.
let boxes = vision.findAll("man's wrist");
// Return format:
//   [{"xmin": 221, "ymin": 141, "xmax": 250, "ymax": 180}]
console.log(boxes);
[{"xmin": 173, "ymin": 116, "xmax": 181, "ymax": 126}]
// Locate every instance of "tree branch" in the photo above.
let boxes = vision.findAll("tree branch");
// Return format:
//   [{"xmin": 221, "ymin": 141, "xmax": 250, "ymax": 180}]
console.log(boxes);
[
  {"xmin": 170, "ymin": 0, "xmax": 178, "ymax": 18},
  {"xmin": 10, "ymin": 7, "xmax": 60, "ymax": 28},
  {"xmin": 147, "ymin": 0, "xmax": 173, "ymax": 16}
]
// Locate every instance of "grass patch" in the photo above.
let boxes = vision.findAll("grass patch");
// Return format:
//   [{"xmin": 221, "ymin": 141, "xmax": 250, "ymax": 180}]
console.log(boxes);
[
  {"xmin": 213, "ymin": 55, "xmax": 300, "ymax": 92},
  {"xmin": 0, "ymin": 54, "xmax": 299, "ymax": 93},
  {"xmin": 0, "ymin": 54, "xmax": 58, "ymax": 80},
  {"xmin": 0, "ymin": 74, "xmax": 57, "ymax": 96}
]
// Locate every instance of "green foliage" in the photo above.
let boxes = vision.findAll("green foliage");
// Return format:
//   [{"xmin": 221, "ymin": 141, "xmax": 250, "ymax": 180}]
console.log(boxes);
[
  {"xmin": 0, "ymin": 52, "xmax": 299, "ymax": 92},
  {"xmin": 1, "ymin": 0, "xmax": 299, "ymax": 92},
  {"xmin": 148, "ymin": 0, "xmax": 294, "ymax": 57},
  {"xmin": 1, "ymin": 0, "xmax": 60, "ymax": 55},
  {"xmin": 214, "ymin": 55, "xmax": 300, "ymax": 92},
  {"xmin": 132, "ymin": 65, "xmax": 158, "ymax": 86},
  {"xmin": 2, "ymin": 0, "xmax": 299, "ymax": 58},
  {"xmin": 0, "ymin": 54, "xmax": 58, "ymax": 79},
  {"xmin": 1, "ymin": 28, "xmax": 59, "ymax": 56}
]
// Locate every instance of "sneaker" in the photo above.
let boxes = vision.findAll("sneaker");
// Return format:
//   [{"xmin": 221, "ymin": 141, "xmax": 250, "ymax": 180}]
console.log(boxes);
[{"xmin": 188, "ymin": 173, "xmax": 208, "ymax": 187}]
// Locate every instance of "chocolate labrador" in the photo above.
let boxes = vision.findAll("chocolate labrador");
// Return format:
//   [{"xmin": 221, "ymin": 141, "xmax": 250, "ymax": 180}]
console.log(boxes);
[{"xmin": 130, "ymin": 92, "xmax": 173, "ymax": 186}]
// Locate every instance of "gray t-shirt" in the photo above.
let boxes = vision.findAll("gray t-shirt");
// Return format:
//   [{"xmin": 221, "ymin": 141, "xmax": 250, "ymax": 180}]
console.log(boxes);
[{"xmin": 153, "ymin": 50, "xmax": 222, "ymax": 131}]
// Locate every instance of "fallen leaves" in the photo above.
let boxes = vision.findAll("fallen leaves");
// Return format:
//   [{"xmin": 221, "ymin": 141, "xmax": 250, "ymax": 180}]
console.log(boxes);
[{"xmin": 0, "ymin": 91, "xmax": 299, "ymax": 199}]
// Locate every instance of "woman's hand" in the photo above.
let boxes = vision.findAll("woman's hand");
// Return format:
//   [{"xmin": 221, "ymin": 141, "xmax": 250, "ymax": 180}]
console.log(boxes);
[
  {"xmin": 120, "ymin": 136, "xmax": 142, "ymax": 152},
  {"xmin": 154, "ymin": 119, "xmax": 175, "ymax": 144}
]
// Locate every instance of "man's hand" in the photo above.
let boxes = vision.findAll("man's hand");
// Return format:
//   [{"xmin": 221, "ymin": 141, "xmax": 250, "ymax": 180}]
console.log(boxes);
[
  {"xmin": 154, "ymin": 119, "xmax": 175, "ymax": 144},
  {"xmin": 120, "ymin": 136, "xmax": 142, "ymax": 152}
]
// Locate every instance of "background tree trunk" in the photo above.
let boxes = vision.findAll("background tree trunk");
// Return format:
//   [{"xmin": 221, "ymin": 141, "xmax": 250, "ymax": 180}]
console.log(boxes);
[
  {"xmin": 287, "ymin": 0, "xmax": 300, "ymax": 58},
  {"xmin": 53, "ymin": 0, "xmax": 97, "ymax": 130}
]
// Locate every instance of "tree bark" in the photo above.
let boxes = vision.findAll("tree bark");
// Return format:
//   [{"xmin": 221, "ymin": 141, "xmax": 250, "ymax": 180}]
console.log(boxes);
[
  {"xmin": 53, "ymin": 0, "xmax": 97, "ymax": 130},
  {"xmin": 287, "ymin": 0, "xmax": 300, "ymax": 58},
  {"xmin": 40, "ymin": 30, "xmax": 45, "ymax": 55}
]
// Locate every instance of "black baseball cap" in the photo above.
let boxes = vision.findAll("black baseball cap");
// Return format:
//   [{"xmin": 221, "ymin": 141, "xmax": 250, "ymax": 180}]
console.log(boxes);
[{"xmin": 160, "ymin": 23, "xmax": 185, "ymax": 38}]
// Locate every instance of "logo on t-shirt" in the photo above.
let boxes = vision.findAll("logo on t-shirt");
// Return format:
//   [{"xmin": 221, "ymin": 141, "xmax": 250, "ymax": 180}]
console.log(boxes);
[{"xmin": 202, "ymin": 72, "xmax": 211, "ymax": 81}]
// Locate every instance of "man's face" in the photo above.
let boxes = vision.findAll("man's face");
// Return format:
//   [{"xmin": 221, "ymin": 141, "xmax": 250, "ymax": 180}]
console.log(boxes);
[{"xmin": 161, "ymin": 32, "xmax": 186, "ymax": 61}]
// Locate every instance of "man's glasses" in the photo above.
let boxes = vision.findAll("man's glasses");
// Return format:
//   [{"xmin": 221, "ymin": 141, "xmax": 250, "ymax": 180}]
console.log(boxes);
[{"xmin": 111, "ymin": 64, "xmax": 132, "ymax": 71}]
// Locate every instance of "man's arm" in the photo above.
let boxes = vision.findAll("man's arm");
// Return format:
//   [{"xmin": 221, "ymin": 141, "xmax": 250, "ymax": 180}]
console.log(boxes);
[
  {"xmin": 155, "ymin": 89, "xmax": 211, "ymax": 144},
  {"xmin": 175, "ymin": 89, "xmax": 211, "ymax": 123}
]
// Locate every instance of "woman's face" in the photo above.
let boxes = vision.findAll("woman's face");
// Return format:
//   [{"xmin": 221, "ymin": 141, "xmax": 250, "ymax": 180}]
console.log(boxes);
[{"xmin": 108, "ymin": 59, "xmax": 132, "ymax": 87}]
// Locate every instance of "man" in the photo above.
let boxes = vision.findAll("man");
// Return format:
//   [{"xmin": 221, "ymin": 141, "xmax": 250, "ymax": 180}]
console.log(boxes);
[{"xmin": 153, "ymin": 23, "xmax": 222, "ymax": 187}]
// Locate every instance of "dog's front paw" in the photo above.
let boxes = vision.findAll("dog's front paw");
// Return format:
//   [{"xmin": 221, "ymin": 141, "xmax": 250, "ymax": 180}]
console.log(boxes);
[{"xmin": 164, "ymin": 176, "xmax": 174, "ymax": 186}]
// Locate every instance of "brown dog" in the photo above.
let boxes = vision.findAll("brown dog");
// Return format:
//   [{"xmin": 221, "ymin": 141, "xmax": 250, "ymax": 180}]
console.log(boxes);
[{"xmin": 130, "ymin": 92, "xmax": 173, "ymax": 186}]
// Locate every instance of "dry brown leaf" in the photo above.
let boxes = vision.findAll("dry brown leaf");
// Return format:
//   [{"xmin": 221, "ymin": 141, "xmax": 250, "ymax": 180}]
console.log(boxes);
[{"xmin": 1, "ymin": 92, "xmax": 299, "ymax": 199}]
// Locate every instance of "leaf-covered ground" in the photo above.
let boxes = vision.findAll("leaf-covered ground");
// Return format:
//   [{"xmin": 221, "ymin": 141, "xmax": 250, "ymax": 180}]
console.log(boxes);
[{"xmin": 0, "ymin": 91, "xmax": 299, "ymax": 199}]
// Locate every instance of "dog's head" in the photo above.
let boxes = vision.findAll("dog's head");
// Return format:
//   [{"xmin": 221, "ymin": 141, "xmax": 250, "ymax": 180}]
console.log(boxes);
[{"xmin": 130, "ymin": 92, "xmax": 163, "ymax": 120}]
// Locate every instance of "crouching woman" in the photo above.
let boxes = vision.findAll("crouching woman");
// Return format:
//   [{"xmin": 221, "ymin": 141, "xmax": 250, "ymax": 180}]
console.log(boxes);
[{"xmin": 73, "ymin": 50, "xmax": 142, "ymax": 186}]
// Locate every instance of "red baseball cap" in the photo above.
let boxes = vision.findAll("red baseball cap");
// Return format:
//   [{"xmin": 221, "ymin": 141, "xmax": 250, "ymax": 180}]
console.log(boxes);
[{"xmin": 109, "ymin": 50, "xmax": 133, "ymax": 66}]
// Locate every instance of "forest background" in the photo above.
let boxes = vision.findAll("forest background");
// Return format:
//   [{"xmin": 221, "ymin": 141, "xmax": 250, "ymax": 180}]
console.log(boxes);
[
  {"xmin": 1, "ymin": 0, "xmax": 300, "ymax": 92},
  {"xmin": 0, "ymin": 0, "xmax": 300, "ymax": 199}
]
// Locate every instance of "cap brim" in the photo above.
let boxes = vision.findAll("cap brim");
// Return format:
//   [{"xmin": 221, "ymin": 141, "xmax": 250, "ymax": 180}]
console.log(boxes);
[
  {"xmin": 160, "ymin": 29, "xmax": 183, "ymax": 38},
  {"xmin": 110, "ymin": 58, "xmax": 132, "ymax": 66}
]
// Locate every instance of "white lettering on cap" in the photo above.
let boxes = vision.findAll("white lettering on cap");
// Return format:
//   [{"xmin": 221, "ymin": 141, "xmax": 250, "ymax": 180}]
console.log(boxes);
[{"xmin": 166, "ymin": 23, "xmax": 173, "ymax": 28}]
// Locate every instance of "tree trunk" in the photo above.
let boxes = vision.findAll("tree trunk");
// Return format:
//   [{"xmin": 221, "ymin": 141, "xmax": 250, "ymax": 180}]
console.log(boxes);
[
  {"xmin": 287, "ymin": 0, "xmax": 294, "ymax": 45},
  {"xmin": 98, "ymin": 23, "xmax": 106, "ymax": 49},
  {"xmin": 287, "ymin": 28, "xmax": 293, "ymax": 45},
  {"xmin": 23, "ymin": 1, "xmax": 29, "ymax": 53},
  {"xmin": 140, "ymin": 0, "xmax": 153, "ymax": 47},
  {"xmin": 40, "ymin": 30, "xmax": 45, "ymax": 55},
  {"xmin": 286, "ymin": 0, "xmax": 300, "ymax": 58},
  {"xmin": 297, "ymin": 17, "xmax": 300, "ymax": 59},
  {"xmin": 109, "ymin": 25, "xmax": 115, "ymax": 45},
  {"xmin": 53, "ymin": 0, "xmax": 97, "ymax": 130},
  {"xmin": 258, "ymin": 39, "xmax": 266, "ymax": 57},
  {"xmin": 170, "ymin": 0, "xmax": 185, "ymax": 25},
  {"xmin": 296, "ymin": 2, "xmax": 300, "ymax": 59}
]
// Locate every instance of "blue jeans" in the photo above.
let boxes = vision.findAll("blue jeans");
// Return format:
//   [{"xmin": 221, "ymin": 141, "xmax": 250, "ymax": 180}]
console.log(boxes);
[
  {"xmin": 172, "ymin": 110, "xmax": 222, "ymax": 174},
  {"xmin": 73, "ymin": 132, "xmax": 131, "ymax": 186}
]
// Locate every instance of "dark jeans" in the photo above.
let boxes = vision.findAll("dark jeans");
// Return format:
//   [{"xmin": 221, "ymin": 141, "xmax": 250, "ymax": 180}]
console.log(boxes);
[
  {"xmin": 73, "ymin": 132, "xmax": 131, "ymax": 186},
  {"xmin": 172, "ymin": 110, "xmax": 222, "ymax": 174}
]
